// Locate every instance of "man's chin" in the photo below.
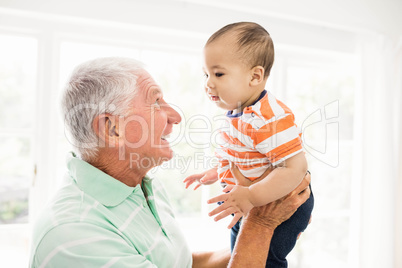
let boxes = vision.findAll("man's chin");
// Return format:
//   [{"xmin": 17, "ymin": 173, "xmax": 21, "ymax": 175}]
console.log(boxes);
[{"xmin": 155, "ymin": 150, "xmax": 174, "ymax": 164}]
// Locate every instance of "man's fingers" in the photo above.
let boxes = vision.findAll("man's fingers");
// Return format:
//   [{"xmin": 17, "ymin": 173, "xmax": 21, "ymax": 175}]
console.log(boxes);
[
  {"xmin": 230, "ymin": 163, "xmax": 250, "ymax": 186},
  {"xmin": 291, "ymin": 171, "xmax": 311, "ymax": 196},
  {"xmin": 256, "ymin": 165, "xmax": 274, "ymax": 182},
  {"xmin": 230, "ymin": 162, "xmax": 273, "ymax": 186},
  {"xmin": 295, "ymin": 185, "xmax": 310, "ymax": 206}
]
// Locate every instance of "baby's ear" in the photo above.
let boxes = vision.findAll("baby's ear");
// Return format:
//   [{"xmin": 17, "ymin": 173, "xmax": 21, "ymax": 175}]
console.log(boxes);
[{"xmin": 250, "ymin": 66, "xmax": 265, "ymax": 86}]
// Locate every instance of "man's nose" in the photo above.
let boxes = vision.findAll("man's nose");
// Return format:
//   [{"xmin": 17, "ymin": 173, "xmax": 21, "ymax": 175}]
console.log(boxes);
[{"xmin": 165, "ymin": 103, "xmax": 182, "ymax": 124}]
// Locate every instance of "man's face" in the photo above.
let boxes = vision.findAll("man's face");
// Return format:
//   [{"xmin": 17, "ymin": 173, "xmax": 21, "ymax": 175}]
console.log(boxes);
[{"xmin": 122, "ymin": 70, "xmax": 181, "ymax": 169}]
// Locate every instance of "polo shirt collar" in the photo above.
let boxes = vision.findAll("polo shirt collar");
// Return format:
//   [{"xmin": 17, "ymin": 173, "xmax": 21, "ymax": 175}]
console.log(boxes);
[
  {"xmin": 66, "ymin": 152, "xmax": 144, "ymax": 207},
  {"xmin": 226, "ymin": 90, "xmax": 267, "ymax": 118}
]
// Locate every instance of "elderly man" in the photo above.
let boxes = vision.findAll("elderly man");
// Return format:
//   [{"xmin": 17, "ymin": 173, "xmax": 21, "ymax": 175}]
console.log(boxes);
[{"xmin": 29, "ymin": 57, "xmax": 311, "ymax": 267}]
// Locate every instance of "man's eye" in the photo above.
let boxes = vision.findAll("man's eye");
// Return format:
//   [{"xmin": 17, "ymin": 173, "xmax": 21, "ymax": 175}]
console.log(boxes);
[
  {"xmin": 215, "ymin": 73, "xmax": 224, "ymax": 77},
  {"xmin": 153, "ymin": 99, "xmax": 161, "ymax": 109}
]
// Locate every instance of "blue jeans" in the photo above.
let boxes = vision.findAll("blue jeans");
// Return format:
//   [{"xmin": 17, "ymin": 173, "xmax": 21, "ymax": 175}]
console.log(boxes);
[{"xmin": 230, "ymin": 185, "xmax": 314, "ymax": 268}]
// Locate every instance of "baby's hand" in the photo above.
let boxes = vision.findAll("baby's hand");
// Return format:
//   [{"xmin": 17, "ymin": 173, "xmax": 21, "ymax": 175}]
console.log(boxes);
[
  {"xmin": 183, "ymin": 167, "xmax": 218, "ymax": 190},
  {"xmin": 207, "ymin": 184, "xmax": 255, "ymax": 229}
]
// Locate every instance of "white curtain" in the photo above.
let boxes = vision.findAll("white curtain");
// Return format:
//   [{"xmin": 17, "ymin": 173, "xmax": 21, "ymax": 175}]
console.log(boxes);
[
  {"xmin": 395, "ymin": 36, "xmax": 402, "ymax": 268},
  {"xmin": 354, "ymin": 33, "xmax": 402, "ymax": 268}
]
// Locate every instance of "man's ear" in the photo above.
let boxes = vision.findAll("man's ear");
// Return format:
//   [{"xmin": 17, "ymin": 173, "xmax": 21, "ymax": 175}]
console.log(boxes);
[
  {"xmin": 250, "ymin": 66, "xmax": 265, "ymax": 86},
  {"xmin": 92, "ymin": 113, "xmax": 120, "ymax": 147}
]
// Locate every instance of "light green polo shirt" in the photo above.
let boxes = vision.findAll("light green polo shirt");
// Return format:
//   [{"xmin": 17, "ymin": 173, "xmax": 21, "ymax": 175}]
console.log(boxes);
[{"xmin": 29, "ymin": 153, "xmax": 192, "ymax": 268}]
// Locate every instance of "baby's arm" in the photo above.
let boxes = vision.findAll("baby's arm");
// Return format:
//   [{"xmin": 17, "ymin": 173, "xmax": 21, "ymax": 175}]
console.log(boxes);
[
  {"xmin": 248, "ymin": 152, "xmax": 307, "ymax": 206},
  {"xmin": 208, "ymin": 152, "xmax": 307, "ymax": 228}
]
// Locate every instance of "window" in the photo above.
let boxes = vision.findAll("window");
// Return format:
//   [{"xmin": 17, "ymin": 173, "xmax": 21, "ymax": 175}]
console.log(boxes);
[
  {"xmin": 275, "ymin": 50, "xmax": 357, "ymax": 267},
  {"xmin": 0, "ymin": 33, "xmax": 37, "ymax": 267},
  {"xmin": 55, "ymin": 41, "xmax": 142, "ymax": 186},
  {"xmin": 0, "ymin": 13, "xmax": 360, "ymax": 267},
  {"xmin": 57, "ymin": 40, "xmax": 232, "ymax": 251},
  {"xmin": 141, "ymin": 49, "xmax": 232, "ymax": 251},
  {"xmin": 56, "ymin": 40, "xmax": 358, "ymax": 260}
]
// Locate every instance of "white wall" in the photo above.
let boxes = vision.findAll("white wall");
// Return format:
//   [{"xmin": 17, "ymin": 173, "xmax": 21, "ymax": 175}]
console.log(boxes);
[{"xmin": 1, "ymin": 0, "xmax": 401, "ymax": 37}]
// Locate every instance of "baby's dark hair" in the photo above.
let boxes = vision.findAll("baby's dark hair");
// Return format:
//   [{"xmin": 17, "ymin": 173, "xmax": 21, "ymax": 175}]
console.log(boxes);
[{"xmin": 206, "ymin": 22, "xmax": 274, "ymax": 79}]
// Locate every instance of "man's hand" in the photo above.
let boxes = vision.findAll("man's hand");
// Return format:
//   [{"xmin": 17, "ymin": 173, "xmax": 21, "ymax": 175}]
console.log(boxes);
[
  {"xmin": 245, "ymin": 171, "xmax": 311, "ymax": 230},
  {"xmin": 227, "ymin": 171, "xmax": 311, "ymax": 268}
]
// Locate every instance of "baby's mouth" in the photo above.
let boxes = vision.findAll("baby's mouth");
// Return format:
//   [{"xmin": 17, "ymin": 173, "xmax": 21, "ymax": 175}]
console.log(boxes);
[{"xmin": 209, "ymin": 95, "xmax": 220, "ymax": 102}]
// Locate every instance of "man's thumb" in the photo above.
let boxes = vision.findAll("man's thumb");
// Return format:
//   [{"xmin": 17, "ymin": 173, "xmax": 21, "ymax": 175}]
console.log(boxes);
[{"xmin": 230, "ymin": 162, "xmax": 248, "ymax": 186}]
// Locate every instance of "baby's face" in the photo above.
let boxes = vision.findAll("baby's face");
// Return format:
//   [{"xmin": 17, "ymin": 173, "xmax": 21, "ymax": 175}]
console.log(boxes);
[{"xmin": 203, "ymin": 36, "xmax": 255, "ymax": 113}]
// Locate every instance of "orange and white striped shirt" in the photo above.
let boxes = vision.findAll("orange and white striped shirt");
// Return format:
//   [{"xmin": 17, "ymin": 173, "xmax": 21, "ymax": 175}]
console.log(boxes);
[{"xmin": 216, "ymin": 90, "xmax": 303, "ymax": 185}]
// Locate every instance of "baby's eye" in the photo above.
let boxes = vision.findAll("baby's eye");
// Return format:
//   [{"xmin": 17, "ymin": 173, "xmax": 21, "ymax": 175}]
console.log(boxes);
[
  {"xmin": 215, "ymin": 73, "xmax": 224, "ymax": 77},
  {"xmin": 203, "ymin": 73, "xmax": 209, "ymax": 79}
]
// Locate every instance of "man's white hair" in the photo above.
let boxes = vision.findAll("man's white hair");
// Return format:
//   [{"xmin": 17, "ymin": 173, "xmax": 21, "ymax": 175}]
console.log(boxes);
[{"xmin": 61, "ymin": 57, "xmax": 144, "ymax": 160}]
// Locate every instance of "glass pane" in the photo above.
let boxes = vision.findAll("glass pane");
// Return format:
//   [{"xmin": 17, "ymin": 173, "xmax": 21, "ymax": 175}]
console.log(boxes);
[
  {"xmin": 140, "ymin": 49, "xmax": 206, "ymax": 114},
  {"xmin": 285, "ymin": 62, "xmax": 355, "ymax": 209},
  {"xmin": 308, "ymin": 143, "xmax": 353, "ymax": 211},
  {"xmin": 57, "ymin": 41, "xmax": 142, "ymax": 186},
  {"xmin": 0, "ymin": 137, "xmax": 32, "ymax": 224},
  {"xmin": 59, "ymin": 41, "xmax": 141, "ymax": 90},
  {"xmin": 284, "ymin": 55, "xmax": 356, "ymax": 266},
  {"xmin": 290, "ymin": 144, "xmax": 353, "ymax": 264},
  {"xmin": 0, "ymin": 35, "xmax": 37, "ymax": 129},
  {"xmin": 289, "ymin": 217, "xmax": 350, "ymax": 267},
  {"xmin": 141, "ymin": 50, "xmax": 207, "ymax": 215},
  {"xmin": 141, "ymin": 50, "xmax": 231, "ymax": 251},
  {"xmin": 0, "ymin": 34, "xmax": 36, "ymax": 225},
  {"xmin": 286, "ymin": 63, "xmax": 355, "ymax": 141}
]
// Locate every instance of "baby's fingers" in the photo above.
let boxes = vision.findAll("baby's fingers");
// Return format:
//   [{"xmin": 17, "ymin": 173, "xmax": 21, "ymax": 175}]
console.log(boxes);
[
  {"xmin": 183, "ymin": 173, "xmax": 203, "ymax": 183},
  {"xmin": 207, "ymin": 193, "xmax": 228, "ymax": 205},
  {"xmin": 212, "ymin": 206, "xmax": 238, "ymax": 222},
  {"xmin": 222, "ymin": 184, "xmax": 234, "ymax": 193},
  {"xmin": 200, "ymin": 173, "xmax": 218, "ymax": 184},
  {"xmin": 193, "ymin": 183, "xmax": 202, "ymax": 190},
  {"xmin": 183, "ymin": 179, "xmax": 196, "ymax": 189},
  {"xmin": 208, "ymin": 201, "xmax": 230, "ymax": 217},
  {"xmin": 227, "ymin": 213, "xmax": 242, "ymax": 229}
]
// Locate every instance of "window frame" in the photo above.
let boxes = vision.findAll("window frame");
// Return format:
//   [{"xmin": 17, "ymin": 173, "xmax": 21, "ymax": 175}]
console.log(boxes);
[{"xmin": 0, "ymin": 9, "xmax": 364, "ymax": 267}]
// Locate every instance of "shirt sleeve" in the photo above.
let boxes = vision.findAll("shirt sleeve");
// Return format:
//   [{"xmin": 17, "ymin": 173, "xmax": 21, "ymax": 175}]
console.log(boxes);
[
  {"xmin": 253, "ymin": 112, "xmax": 303, "ymax": 166},
  {"xmin": 216, "ymin": 152, "xmax": 233, "ymax": 182},
  {"xmin": 31, "ymin": 222, "xmax": 157, "ymax": 268}
]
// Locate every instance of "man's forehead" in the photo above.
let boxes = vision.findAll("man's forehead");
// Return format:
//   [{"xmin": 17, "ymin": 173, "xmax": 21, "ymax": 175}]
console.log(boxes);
[
  {"xmin": 137, "ymin": 70, "xmax": 162, "ymax": 96},
  {"xmin": 149, "ymin": 87, "xmax": 162, "ymax": 98}
]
